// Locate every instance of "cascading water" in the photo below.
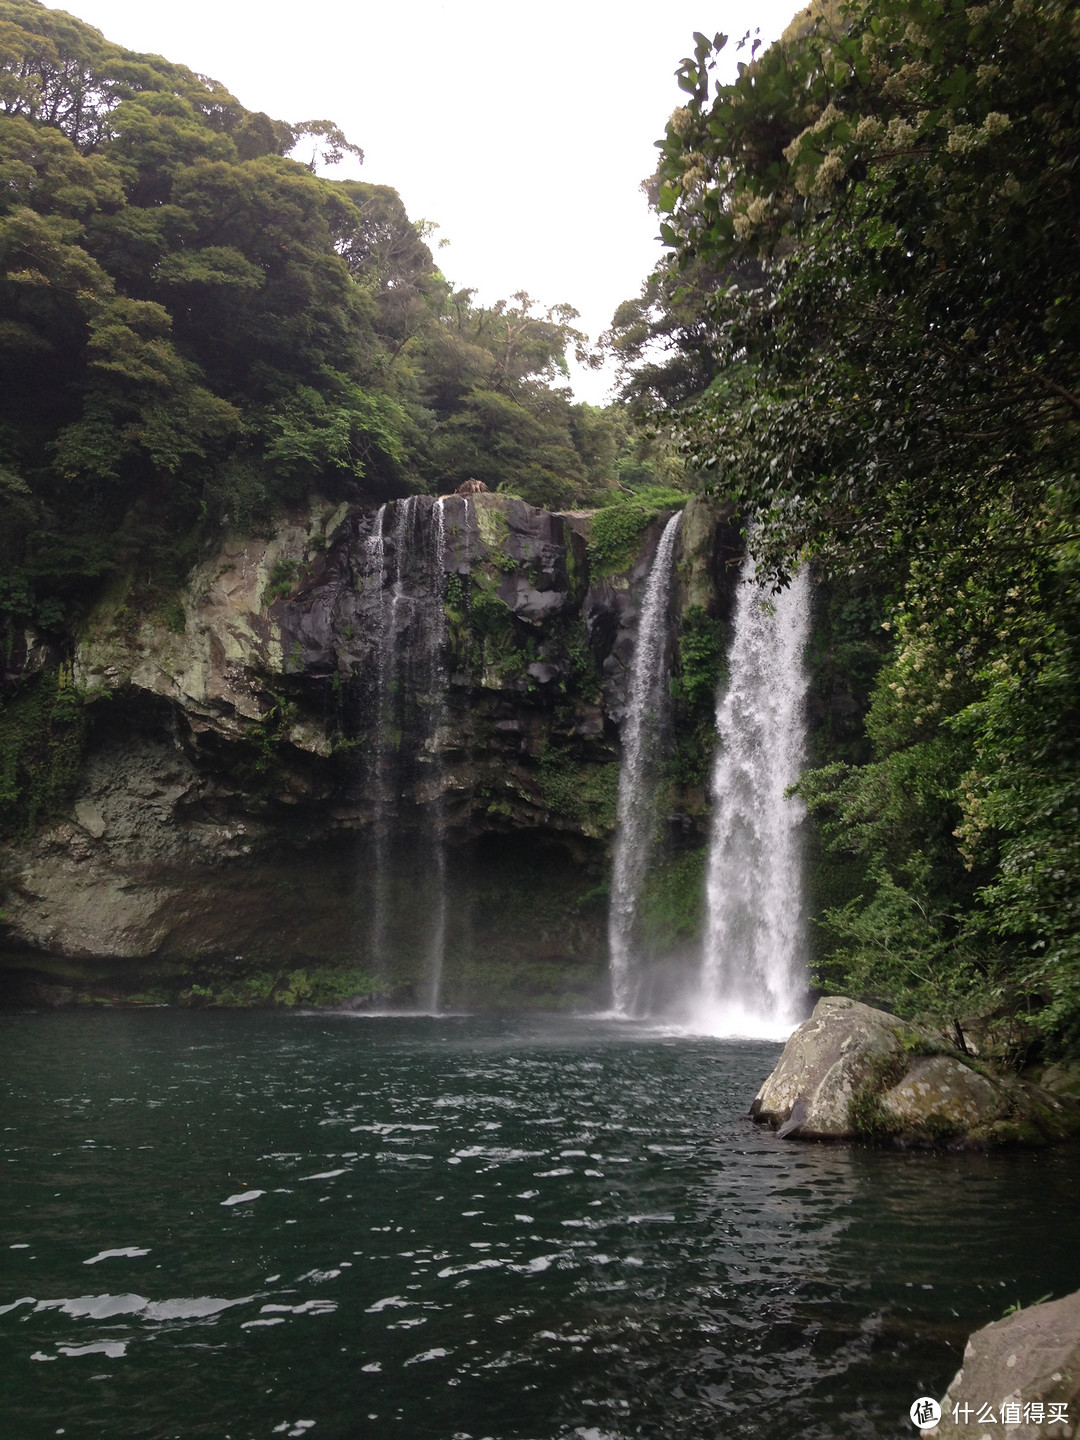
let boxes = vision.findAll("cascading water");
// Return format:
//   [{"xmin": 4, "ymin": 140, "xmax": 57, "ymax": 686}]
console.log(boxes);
[
  {"xmin": 420, "ymin": 498, "xmax": 450, "ymax": 1012},
  {"xmin": 364, "ymin": 502, "xmax": 392, "ymax": 978},
  {"xmin": 607, "ymin": 510, "xmax": 683, "ymax": 1017},
  {"xmin": 360, "ymin": 495, "xmax": 451, "ymax": 1011},
  {"xmin": 694, "ymin": 558, "xmax": 811, "ymax": 1037}
]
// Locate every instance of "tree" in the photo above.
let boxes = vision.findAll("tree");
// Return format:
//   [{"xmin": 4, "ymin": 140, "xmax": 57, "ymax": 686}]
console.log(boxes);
[
  {"xmin": 642, "ymin": 0, "xmax": 1080, "ymax": 1053},
  {"xmin": 652, "ymin": 0, "xmax": 1078, "ymax": 579},
  {"xmin": 0, "ymin": 0, "xmax": 619, "ymax": 648}
]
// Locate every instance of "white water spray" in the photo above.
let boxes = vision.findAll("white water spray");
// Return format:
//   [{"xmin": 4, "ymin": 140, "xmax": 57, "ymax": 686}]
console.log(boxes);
[
  {"xmin": 608, "ymin": 511, "xmax": 683, "ymax": 1016},
  {"xmin": 694, "ymin": 559, "xmax": 811, "ymax": 1038}
]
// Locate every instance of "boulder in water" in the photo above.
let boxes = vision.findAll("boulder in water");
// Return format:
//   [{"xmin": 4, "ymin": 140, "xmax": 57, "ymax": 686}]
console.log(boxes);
[
  {"xmin": 749, "ymin": 996, "xmax": 1080, "ymax": 1146},
  {"xmin": 924, "ymin": 1287, "xmax": 1080, "ymax": 1439}
]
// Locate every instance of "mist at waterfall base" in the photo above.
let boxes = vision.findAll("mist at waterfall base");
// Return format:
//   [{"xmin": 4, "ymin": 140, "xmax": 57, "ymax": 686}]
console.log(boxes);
[
  {"xmin": 5, "ymin": 1009, "xmax": 1080, "ymax": 1440},
  {"xmin": 606, "ymin": 529, "xmax": 812, "ymax": 1040}
]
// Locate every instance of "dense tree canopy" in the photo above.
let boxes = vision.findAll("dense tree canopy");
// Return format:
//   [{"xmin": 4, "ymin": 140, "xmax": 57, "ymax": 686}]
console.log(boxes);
[
  {"xmin": 631, "ymin": 0, "xmax": 1079, "ymax": 1055},
  {"xmin": 0, "ymin": 0, "xmax": 667, "ymax": 648}
]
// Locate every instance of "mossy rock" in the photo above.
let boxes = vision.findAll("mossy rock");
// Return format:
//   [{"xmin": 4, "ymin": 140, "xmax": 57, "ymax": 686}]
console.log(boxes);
[{"xmin": 751, "ymin": 996, "xmax": 1080, "ymax": 1147}]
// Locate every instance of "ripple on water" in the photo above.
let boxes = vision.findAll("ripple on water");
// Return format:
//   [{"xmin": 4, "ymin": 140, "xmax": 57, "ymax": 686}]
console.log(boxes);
[{"xmin": 0, "ymin": 1011, "xmax": 1078, "ymax": 1440}]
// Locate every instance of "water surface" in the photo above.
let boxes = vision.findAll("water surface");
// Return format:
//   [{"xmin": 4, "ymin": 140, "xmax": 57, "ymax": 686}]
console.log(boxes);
[{"xmin": 1, "ymin": 1011, "xmax": 1077, "ymax": 1439}]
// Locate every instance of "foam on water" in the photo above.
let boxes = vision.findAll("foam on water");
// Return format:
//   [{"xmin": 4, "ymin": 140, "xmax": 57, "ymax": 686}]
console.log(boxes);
[{"xmin": 674, "ymin": 1000, "xmax": 800, "ymax": 1042}]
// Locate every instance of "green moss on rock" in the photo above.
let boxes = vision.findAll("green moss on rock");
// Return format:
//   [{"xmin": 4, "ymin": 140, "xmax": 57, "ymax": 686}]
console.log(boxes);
[
  {"xmin": 639, "ymin": 848, "xmax": 707, "ymax": 952},
  {"xmin": 537, "ymin": 749, "xmax": 619, "ymax": 836},
  {"xmin": 0, "ymin": 669, "xmax": 91, "ymax": 840}
]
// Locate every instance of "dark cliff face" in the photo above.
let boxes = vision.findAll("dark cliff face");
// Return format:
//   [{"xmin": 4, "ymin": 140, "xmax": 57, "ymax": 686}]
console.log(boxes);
[{"xmin": 0, "ymin": 494, "xmax": 736, "ymax": 1009}]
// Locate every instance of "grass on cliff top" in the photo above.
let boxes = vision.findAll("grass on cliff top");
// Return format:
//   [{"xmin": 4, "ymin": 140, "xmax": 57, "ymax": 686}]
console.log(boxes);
[{"xmin": 587, "ymin": 487, "xmax": 689, "ymax": 575}]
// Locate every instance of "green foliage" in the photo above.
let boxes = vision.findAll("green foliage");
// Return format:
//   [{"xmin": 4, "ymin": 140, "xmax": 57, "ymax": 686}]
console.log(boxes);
[
  {"xmin": 805, "ymin": 574, "xmax": 892, "ymax": 767},
  {"xmin": 1001, "ymin": 1294, "xmax": 1053, "ymax": 1319},
  {"xmin": 668, "ymin": 723, "xmax": 716, "ymax": 793},
  {"xmin": 673, "ymin": 605, "xmax": 726, "ymax": 714},
  {"xmin": 797, "ymin": 535, "xmax": 1080, "ymax": 1054},
  {"xmin": 628, "ymin": 0, "xmax": 1080, "ymax": 1058},
  {"xmin": 258, "ymin": 372, "xmax": 406, "ymax": 490},
  {"xmin": 153, "ymin": 592, "xmax": 187, "ymax": 634},
  {"xmin": 243, "ymin": 689, "xmax": 299, "ymax": 773},
  {"xmin": 464, "ymin": 583, "xmax": 525, "ymax": 680},
  {"xmin": 187, "ymin": 964, "xmax": 378, "ymax": 1007},
  {"xmin": 652, "ymin": 0, "xmax": 1079, "ymax": 582},
  {"xmin": 639, "ymin": 847, "xmax": 707, "ymax": 951},
  {"xmin": 0, "ymin": 668, "xmax": 88, "ymax": 838},
  {"xmin": 0, "ymin": 1, "xmax": 621, "ymax": 652},
  {"xmin": 664, "ymin": 606, "xmax": 727, "ymax": 789},
  {"xmin": 444, "ymin": 570, "xmax": 465, "ymax": 618},
  {"xmin": 587, "ymin": 488, "xmax": 687, "ymax": 575},
  {"xmin": 263, "ymin": 556, "xmax": 299, "ymax": 605},
  {"xmin": 536, "ymin": 750, "xmax": 619, "ymax": 836},
  {"xmin": 554, "ymin": 615, "xmax": 599, "ymax": 698}
]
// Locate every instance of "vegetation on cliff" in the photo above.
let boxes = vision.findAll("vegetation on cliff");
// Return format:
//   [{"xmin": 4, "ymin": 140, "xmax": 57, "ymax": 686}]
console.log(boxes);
[{"xmin": 624, "ymin": 0, "xmax": 1080, "ymax": 1058}]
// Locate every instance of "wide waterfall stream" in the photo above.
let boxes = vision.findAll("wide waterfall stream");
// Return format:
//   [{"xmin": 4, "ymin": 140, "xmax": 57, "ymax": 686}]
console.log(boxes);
[
  {"xmin": 697, "ymin": 561, "xmax": 812, "ymax": 1036},
  {"xmin": 2, "ymin": 1010, "xmax": 1079, "ymax": 1440},
  {"xmin": 606, "ymin": 526, "xmax": 812, "ymax": 1036}
]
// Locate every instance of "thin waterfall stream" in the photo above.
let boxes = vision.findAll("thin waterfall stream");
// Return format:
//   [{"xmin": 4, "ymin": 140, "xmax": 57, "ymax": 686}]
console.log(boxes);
[
  {"xmin": 607, "ymin": 510, "xmax": 682, "ymax": 1016},
  {"xmin": 694, "ymin": 557, "xmax": 811, "ymax": 1036},
  {"xmin": 360, "ymin": 496, "xmax": 450, "ymax": 1012},
  {"xmin": 363, "ymin": 501, "xmax": 392, "ymax": 979},
  {"xmin": 421, "ymin": 497, "xmax": 450, "ymax": 1012}
]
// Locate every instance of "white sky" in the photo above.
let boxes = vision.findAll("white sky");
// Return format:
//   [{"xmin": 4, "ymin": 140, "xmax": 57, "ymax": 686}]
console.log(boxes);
[{"xmin": 53, "ymin": 0, "xmax": 800, "ymax": 403}]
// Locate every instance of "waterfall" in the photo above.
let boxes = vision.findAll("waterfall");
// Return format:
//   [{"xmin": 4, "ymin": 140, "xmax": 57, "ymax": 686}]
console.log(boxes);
[
  {"xmin": 360, "ymin": 495, "xmax": 450, "ymax": 1012},
  {"xmin": 364, "ymin": 502, "xmax": 392, "ymax": 979},
  {"xmin": 607, "ymin": 510, "xmax": 683, "ymax": 1016},
  {"xmin": 421, "ymin": 498, "xmax": 450, "ymax": 1013},
  {"xmin": 695, "ymin": 559, "xmax": 811, "ymax": 1037}
]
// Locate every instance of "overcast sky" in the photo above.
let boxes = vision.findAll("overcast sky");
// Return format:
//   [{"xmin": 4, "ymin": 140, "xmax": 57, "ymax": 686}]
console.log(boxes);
[{"xmin": 54, "ymin": 0, "xmax": 800, "ymax": 402}]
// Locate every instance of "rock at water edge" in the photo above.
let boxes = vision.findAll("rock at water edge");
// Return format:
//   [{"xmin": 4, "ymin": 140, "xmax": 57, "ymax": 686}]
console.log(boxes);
[{"xmin": 926, "ymin": 1287, "xmax": 1080, "ymax": 1439}]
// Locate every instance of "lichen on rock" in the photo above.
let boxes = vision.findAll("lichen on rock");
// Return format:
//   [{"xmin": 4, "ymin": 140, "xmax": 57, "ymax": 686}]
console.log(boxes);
[{"xmin": 926, "ymin": 1287, "xmax": 1080, "ymax": 1439}]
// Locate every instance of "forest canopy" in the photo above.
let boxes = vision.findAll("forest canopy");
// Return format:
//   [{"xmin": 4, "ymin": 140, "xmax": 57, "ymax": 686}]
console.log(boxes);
[
  {"xmin": 0, "ymin": 0, "xmax": 674, "ymax": 644},
  {"xmin": 621, "ymin": 0, "xmax": 1079, "ymax": 1056}
]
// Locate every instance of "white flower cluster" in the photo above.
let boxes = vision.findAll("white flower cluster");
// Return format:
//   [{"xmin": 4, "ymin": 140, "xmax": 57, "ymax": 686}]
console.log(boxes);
[{"xmin": 946, "ymin": 111, "xmax": 1011, "ymax": 153}]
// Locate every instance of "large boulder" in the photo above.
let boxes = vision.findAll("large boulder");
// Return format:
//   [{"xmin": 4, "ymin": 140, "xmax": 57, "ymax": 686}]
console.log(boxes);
[
  {"xmin": 750, "ymin": 996, "xmax": 905, "ymax": 1138},
  {"xmin": 926, "ymin": 1288, "xmax": 1080, "ymax": 1439},
  {"xmin": 750, "ymin": 996, "xmax": 1080, "ymax": 1146}
]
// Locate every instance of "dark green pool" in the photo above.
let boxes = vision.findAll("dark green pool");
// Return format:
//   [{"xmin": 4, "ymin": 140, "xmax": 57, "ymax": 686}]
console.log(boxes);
[{"xmin": 1, "ymin": 1010, "xmax": 1077, "ymax": 1439}]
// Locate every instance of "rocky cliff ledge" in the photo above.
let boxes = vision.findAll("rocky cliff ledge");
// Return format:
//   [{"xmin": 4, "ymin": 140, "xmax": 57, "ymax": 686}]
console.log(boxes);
[
  {"xmin": 0, "ymin": 493, "xmax": 740, "ymax": 1008},
  {"xmin": 751, "ymin": 997, "xmax": 1080, "ymax": 1147}
]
